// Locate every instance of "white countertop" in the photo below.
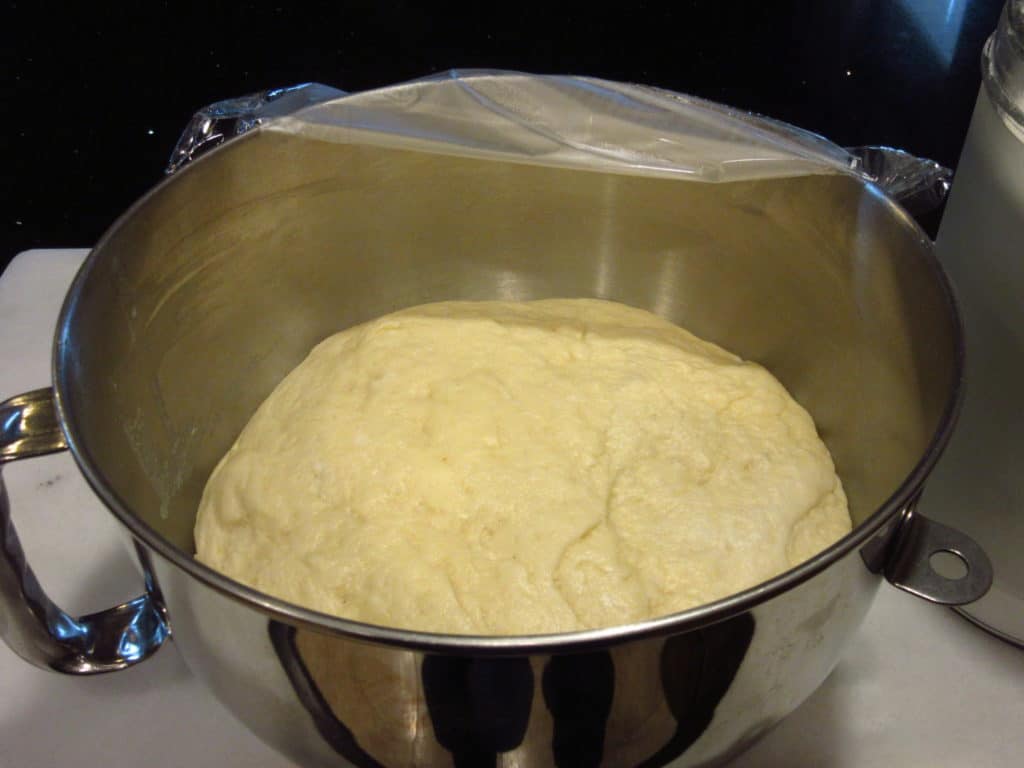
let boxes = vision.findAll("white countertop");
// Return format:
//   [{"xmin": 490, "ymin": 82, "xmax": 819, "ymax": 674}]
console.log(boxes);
[{"xmin": 0, "ymin": 249, "xmax": 1021, "ymax": 768}]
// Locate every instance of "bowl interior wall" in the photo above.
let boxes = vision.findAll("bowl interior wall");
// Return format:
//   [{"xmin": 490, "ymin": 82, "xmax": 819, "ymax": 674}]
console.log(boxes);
[{"xmin": 57, "ymin": 130, "xmax": 956, "ymax": 553}]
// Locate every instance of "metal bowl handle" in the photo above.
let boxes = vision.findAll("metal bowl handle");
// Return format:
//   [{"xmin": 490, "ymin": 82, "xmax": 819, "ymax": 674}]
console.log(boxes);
[
  {"xmin": 884, "ymin": 502, "xmax": 994, "ymax": 605},
  {"xmin": 0, "ymin": 388, "xmax": 168, "ymax": 674}
]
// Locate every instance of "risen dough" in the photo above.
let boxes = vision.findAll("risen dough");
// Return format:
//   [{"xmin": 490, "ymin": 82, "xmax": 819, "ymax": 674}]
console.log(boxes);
[{"xmin": 195, "ymin": 299, "xmax": 850, "ymax": 634}]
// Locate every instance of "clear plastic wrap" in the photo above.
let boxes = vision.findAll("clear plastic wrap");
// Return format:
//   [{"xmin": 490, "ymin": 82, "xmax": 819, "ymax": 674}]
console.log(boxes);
[
  {"xmin": 167, "ymin": 82, "xmax": 345, "ymax": 174},
  {"xmin": 169, "ymin": 70, "xmax": 951, "ymax": 209},
  {"xmin": 846, "ymin": 145, "xmax": 952, "ymax": 216}
]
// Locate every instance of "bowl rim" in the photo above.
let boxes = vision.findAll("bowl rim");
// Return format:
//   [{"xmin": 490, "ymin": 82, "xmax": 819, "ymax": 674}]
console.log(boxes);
[{"xmin": 51, "ymin": 131, "xmax": 965, "ymax": 655}]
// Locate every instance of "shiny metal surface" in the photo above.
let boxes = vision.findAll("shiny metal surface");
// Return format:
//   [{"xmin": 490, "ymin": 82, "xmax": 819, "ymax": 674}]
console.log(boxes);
[
  {"xmin": 60, "ymin": 136, "xmax": 961, "ymax": 563},
  {"xmin": 885, "ymin": 505, "xmax": 993, "ymax": 605},
  {"xmin": 47, "ymin": 131, "xmax": 975, "ymax": 764},
  {"xmin": 0, "ymin": 387, "xmax": 67, "ymax": 463},
  {"xmin": 0, "ymin": 74, "xmax": 990, "ymax": 763},
  {"xmin": 0, "ymin": 389, "xmax": 168, "ymax": 673},
  {"xmin": 148, "ymin": 542, "xmax": 876, "ymax": 767}
]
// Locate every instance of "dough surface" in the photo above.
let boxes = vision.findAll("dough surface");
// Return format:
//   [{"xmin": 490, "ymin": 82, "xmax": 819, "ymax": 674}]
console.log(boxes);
[{"xmin": 195, "ymin": 299, "xmax": 850, "ymax": 634}]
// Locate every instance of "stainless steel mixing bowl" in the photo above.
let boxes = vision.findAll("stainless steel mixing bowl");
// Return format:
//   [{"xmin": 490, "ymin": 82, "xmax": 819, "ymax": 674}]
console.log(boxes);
[{"xmin": 0, "ymin": 79, "xmax": 992, "ymax": 767}]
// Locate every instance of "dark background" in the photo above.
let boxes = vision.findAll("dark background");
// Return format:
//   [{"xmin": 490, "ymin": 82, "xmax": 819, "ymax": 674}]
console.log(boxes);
[{"xmin": 2, "ymin": 1, "xmax": 1006, "ymax": 271}]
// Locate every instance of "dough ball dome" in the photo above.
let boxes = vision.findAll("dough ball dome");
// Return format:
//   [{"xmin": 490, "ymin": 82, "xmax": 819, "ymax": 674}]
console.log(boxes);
[{"xmin": 195, "ymin": 299, "xmax": 850, "ymax": 635}]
